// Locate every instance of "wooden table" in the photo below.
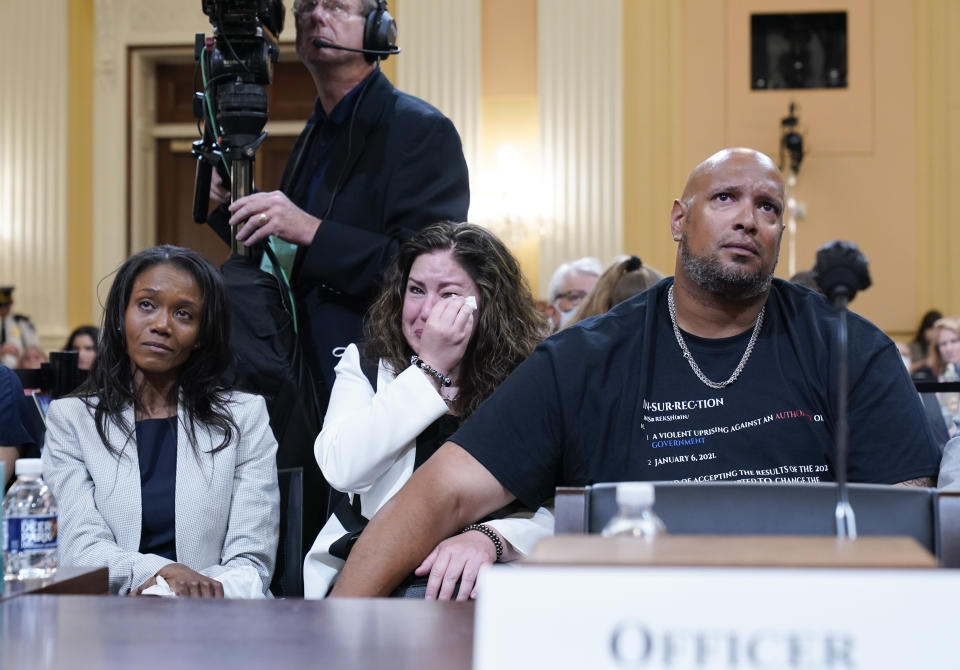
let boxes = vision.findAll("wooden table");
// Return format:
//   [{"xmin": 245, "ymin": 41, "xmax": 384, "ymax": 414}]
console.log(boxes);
[
  {"xmin": 528, "ymin": 534, "xmax": 940, "ymax": 568},
  {"xmin": 0, "ymin": 596, "xmax": 475, "ymax": 670},
  {"xmin": 1, "ymin": 566, "xmax": 109, "ymax": 601}
]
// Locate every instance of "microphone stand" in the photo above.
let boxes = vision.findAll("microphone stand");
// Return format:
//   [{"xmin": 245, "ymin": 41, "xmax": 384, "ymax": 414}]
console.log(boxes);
[
  {"xmin": 832, "ymin": 290, "xmax": 856, "ymax": 539},
  {"xmin": 813, "ymin": 240, "xmax": 872, "ymax": 540}
]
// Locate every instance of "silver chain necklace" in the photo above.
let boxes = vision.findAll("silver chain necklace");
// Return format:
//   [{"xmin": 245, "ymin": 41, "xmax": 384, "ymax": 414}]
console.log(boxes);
[{"xmin": 667, "ymin": 285, "xmax": 765, "ymax": 390}]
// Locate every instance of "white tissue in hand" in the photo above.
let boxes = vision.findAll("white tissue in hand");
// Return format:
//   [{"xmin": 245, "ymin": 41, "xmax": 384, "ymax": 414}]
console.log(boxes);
[
  {"xmin": 138, "ymin": 566, "xmax": 265, "ymax": 599},
  {"xmin": 464, "ymin": 296, "xmax": 477, "ymax": 310},
  {"xmin": 141, "ymin": 575, "xmax": 176, "ymax": 597}
]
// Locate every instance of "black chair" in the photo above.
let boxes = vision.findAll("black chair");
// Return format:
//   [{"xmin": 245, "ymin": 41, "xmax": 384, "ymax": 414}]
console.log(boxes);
[
  {"xmin": 556, "ymin": 481, "xmax": 946, "ymax": 558},
  {"xmin": 270, "ymin": 467, "xmax": 304, "ymax": 598}
]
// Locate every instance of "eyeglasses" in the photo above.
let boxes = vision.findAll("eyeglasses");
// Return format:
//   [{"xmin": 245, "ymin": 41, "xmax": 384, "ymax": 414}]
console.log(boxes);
[
  {"xmin": 553, "ymin": 290, "xmax": 588, "ymax": 307},
  {"xmin": 298, "ymin": 0, "xmax": 363, "ymax": 19}
]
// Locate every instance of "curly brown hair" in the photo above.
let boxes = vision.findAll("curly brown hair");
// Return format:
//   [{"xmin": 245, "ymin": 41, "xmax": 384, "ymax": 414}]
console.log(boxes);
[{"xmin": 363, "ymin": 222, "xmax": 546, "ymax": 417}]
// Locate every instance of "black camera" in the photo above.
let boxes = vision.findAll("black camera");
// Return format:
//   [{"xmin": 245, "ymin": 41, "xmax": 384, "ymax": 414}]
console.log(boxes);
[
  {"xmin": 192, "ymin": 0, "xmax": 285, "ymax": 227},
  {"xmin": 779, "ymin": 102, "xmax": 804, "ymax": 176},
  {"xmin": 200, "ymin": 0, "xmax": 284, "ymax": 87}
]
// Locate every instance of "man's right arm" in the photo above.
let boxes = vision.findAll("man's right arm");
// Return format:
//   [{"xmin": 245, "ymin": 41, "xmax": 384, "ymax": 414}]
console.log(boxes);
[{"xmin": 330, "ymin": 442, "xmax": 515, "ymax": 597}]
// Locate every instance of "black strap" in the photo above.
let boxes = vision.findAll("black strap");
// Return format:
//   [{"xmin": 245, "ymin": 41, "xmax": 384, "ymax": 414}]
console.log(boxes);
[
  {"xmin": 328, "ymin": 490, "xmax": 367, "ymax": 561},
  {"xmin": 329, "ymin": 357, "xmax": 460, "ymax": 562},
  {"xmin": 359, "ymin": 354, "xmax": 379, "ymax": 390},
  {"xmin": 329, "ymin": 352, "xmax": 380, "ymax": 560},
  {"xmin": 414, "ymin": 414, "xmax": 460, "ymax": 469}
]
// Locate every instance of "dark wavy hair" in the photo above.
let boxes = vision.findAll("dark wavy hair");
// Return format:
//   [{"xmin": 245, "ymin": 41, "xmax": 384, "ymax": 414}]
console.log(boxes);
[
  {"xmin": 364, "ymin": 222, "xmax": 545, "ymax": 418},
  {"xmin": 63, "ymin": 325, "xmax": 100, "ymax": 352},
  {"xmin": 566, "ymin": 255, "xmax": 663, "ymax": 328},
  {"xmin": 912, "ymin": 309, "xmax": 943, "ymax": 350},
  {"xmin": 79, "ymin": 245, "xmax": 237, "ymax": 454}
]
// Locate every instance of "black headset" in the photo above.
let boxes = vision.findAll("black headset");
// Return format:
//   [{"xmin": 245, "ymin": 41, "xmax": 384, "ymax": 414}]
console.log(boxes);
[{"xmin": 363, "ymin": 0, "xmax": 399, "ymax": 63}]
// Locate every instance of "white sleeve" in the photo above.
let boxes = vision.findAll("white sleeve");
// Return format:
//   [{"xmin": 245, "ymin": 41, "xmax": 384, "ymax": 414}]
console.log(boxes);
[
  {"xmin": 315, "ymin": 344, "xmax": 448, "ymax": 493},
  {"xmin": 210, "ymin": 394, "xmax": 280, "ymax": 595},
  {"xmin": 484, "ymin": 506, "xmax": 555, "ymax": 558}
]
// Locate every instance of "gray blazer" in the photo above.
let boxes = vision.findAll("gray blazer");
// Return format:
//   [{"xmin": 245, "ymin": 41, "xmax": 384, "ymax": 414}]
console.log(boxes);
[{"xmin": 41, "ymin": 392, "xmax": 280, "ymax": 595}]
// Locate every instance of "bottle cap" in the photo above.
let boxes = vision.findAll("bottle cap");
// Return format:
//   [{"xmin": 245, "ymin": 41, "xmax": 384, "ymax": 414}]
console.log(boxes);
[
  {"xmin": 15, "ymin": 458, "xmax": 43, "ymax": 476},
  {"xmin": 616, "ymin": 481, "xmax": 655, "ymax": 507}
]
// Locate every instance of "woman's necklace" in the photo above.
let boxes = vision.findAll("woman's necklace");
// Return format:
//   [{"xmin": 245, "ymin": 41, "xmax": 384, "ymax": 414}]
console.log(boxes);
[{"xmin": 667, "ymin": 285, "xmax": 765, "ymax": 390}]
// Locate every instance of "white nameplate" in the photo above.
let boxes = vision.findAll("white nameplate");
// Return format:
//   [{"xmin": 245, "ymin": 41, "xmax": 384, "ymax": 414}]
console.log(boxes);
[{"xmin": 474, "ymin": 566, "xmax": 960, "ymax": 669}]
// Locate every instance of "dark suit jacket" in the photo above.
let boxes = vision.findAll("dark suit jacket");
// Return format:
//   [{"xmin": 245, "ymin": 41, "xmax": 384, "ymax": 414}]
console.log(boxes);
[
  {"xmin": 206, "ymin": 70, "xmax": 468, "ymax": 545},
  {"xmin": 284, "ymin": 69, "xmax": 470, "ymax": 397}
]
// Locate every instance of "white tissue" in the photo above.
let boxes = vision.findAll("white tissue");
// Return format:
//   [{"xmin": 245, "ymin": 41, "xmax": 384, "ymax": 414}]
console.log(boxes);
[
  {"xmin": 464, "ymin": 296, "xmax": 477, "ymax": 310},
  {"xmin": 139, "ymin": 565, "xmax": 265, "ymax": 599}
]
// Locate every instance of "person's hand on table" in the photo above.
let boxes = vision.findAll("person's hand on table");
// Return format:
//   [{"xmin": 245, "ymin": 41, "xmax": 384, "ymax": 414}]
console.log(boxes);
[
  {"xmin": 135, "ymin": 563, "xmax": 224, "ymax": 598},
  {"xmin": 414, "ymin": 526, "xmax": 501, "ymax": 601}
]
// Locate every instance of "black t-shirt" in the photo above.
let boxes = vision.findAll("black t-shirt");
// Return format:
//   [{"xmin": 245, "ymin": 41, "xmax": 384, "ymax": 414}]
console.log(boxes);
[{"xmin": 452, "ymin": 278, "xmax": 940, "ymax": 510}]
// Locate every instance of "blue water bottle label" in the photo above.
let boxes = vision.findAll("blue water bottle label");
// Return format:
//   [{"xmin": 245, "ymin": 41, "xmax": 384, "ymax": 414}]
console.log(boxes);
[{"xmin": 4, "ymin": 516, "xmax": 58, "ymax": 552}]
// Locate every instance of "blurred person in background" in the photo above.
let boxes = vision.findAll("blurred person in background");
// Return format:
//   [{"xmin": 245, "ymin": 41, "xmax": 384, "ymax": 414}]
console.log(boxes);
[
  {"xmin": 0, "ymin": 286, "xmax": 40, "ymax": 369},
  {"xmin": 64, "ymin": 325, "xmax": 101, "ymax": 371},
  {"xmin": 20, "ymin": 346, "xmax": 47, "ymax": 370},
  {"xmin": 909, "ymin": 309, "xmax": 942, "ymax": 375},
  {"xmin": 544, "ymin": 257, "xmax": 603, "ymax": 332},
  {"xmin": 914, "ymin": 316, "xmax": 960, "ymax": 438},
  {"xmin": 565, "ymin": 255, "xmax": 663, "ymax": 328}
]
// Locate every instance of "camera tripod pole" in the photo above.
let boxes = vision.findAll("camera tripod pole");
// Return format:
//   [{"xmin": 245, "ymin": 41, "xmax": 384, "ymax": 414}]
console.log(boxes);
[{"xmin": 230, "ymin": 158, "xmax": 254, "ymax": 257}]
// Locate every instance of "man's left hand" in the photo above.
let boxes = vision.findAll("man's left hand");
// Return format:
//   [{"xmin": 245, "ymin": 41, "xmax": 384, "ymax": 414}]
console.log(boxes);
[
  {"xmin": 414, "ymin": 528, "xmax": 501, "ymax": 601},
  {"xmin": 228, "ymin": 191, "xmax": 321, "ymax": 246}
]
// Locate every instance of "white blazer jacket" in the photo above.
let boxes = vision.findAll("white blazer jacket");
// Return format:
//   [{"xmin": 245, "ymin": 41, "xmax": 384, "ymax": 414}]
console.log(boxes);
[
  {"xmin": 41, "ymin": 392, "xmax": 280, "ymax": 595},
  {"xmin": 304, "ymin": 343, "xmax": 553, "ymax": 598}
]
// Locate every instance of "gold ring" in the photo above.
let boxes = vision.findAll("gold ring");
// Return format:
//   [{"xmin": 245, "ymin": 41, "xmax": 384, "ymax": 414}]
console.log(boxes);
[{"xmin": 259, "ymin": 213, "xmax": 268, "ymax": 224}]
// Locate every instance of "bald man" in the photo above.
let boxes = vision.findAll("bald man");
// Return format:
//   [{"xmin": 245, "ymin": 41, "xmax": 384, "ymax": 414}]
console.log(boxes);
[{"xmin": 331, "ymin": 148, "xmax": 940, "ymax": 598}]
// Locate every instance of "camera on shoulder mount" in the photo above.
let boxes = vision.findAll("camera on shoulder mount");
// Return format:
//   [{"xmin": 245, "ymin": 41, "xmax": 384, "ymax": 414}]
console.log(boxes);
[{"xmin": 192, "ymin": 0, "xmax": 286, "ymax": 246}]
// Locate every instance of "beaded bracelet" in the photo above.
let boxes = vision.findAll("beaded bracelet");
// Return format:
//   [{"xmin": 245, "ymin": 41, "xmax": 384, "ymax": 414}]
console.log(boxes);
[
  {"xmin": 461, "ymin": 523, "xmax": 503, "ymax": 562},
  {"xmin": 410, "ymin": 355, "xmax": 452, "ymax": 387}
]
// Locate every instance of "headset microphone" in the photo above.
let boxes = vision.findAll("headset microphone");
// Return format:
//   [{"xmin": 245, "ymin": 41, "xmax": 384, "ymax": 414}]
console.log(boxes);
[{"xmin": 312, "ymin": 38, "xmax": 401, "ymax": 57}]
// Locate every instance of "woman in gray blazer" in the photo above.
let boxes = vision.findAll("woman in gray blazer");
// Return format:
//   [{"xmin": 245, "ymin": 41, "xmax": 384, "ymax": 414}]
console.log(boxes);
[{"xmin": 42, "ymin": 246, "xmax": 279, "ymax": 596}]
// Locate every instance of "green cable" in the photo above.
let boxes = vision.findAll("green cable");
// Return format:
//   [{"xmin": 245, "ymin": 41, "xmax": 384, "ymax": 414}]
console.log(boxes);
[
  {"xmin": 200, "ymin": 49, "xmax": 229, "ymax": 172},
  {"xmin": 202, "ymin": 45, "xmax": 297, "ymax": 333}
]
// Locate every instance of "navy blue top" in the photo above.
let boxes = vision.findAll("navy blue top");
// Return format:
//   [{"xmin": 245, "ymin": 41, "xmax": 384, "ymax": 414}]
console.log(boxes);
[
  {"xmin": 135, "ymin": 417, "xmax": 177, "ymax": 561},
  {"xmin": 291, "ymin": 69, "xmax": 376, "ymax": 215}
]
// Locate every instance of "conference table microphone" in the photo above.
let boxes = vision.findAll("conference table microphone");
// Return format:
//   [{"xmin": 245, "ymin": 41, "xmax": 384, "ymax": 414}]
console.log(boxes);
[
  {"xmin": 813, "ymin": 240, "xmax": 872, "ymax": 540},
  {"xmin": 312, "ymin": 38, "xmax": 401, "ymax": 57}
]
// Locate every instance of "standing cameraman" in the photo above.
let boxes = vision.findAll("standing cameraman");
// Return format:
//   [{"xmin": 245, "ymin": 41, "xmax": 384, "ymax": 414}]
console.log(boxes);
[{"xmin": 209, "ymin": 0, "xmax": 469, "ymax": 405}]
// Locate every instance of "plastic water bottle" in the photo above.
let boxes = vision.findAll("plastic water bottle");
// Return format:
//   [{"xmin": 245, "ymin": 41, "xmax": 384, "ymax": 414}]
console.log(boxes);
[
  {"xmin": 3, "ymin": 459, "xmax": 58, "ymax": 580},
  {"xmin": 601, "ymin": 482, "xmax": 666, "ymax": 539}
]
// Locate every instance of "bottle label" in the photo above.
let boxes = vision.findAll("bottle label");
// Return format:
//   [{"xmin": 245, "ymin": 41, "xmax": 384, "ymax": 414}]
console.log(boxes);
[{"xmin": 4, "ymin": 516, "xmax": 58, "ymax": 552}]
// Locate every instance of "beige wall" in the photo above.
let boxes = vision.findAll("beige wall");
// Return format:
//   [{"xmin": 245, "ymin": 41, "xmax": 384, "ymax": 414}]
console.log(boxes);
[
  {"xmin": 38, "ymin": 1, "xmax": 960, "ymax": 337},
  {"xmin": 623, "ymin": 0, "xmax": 959, "ymax": 337},
  {"xmin": 68, "ymin": 0, "xmax": 95, "ymax": 332},
  {"xmin": 682, "ymin": 0, "xmax": 919, "ymax": 333},
  {"xmin": 478, "ymin": 0, "xmax": 541, "ymax": 295},
  {"xmin": 916, "ymin": 0, "xmax": 960, "ymax": 331},
  {"xmin": 622, "ymin": 0, "xmax": 685, "ymax": 281}
]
